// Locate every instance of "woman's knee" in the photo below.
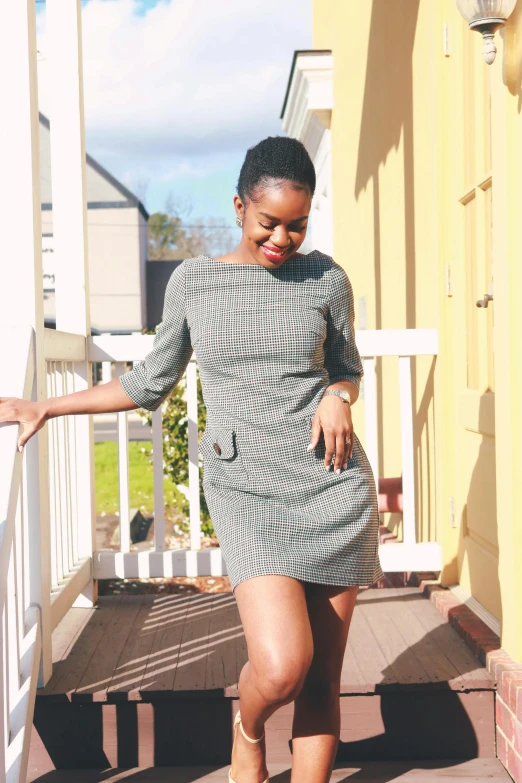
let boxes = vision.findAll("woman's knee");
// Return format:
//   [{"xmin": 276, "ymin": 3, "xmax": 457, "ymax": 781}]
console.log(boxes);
[
  {"xmin": 297, "ymin": 671, "xmax": 340, "ymax": 709},
  {"xmin": 253, "ymin": 650, "xmax": 313, "ymax": 705}
]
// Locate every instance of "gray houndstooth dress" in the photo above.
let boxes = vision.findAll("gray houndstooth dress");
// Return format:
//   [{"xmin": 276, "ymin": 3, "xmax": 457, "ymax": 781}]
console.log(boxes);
[{"xmin": 120, "ymin": 250, "xmax": 384, "ymax": 591}]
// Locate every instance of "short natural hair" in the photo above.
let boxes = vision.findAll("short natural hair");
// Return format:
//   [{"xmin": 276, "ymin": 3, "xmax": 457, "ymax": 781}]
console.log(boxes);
[{"xmin": 237, "ymin": 136, "xmax": 316, "ymax": 204}]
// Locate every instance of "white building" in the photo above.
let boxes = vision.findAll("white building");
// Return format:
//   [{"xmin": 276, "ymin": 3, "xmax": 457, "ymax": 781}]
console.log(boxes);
[{"xmin": 40, "ymin": 113, "xmax": 148, "ymax": 334}]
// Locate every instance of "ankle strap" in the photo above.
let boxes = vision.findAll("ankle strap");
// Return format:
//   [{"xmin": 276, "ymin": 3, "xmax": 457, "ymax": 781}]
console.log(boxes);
[{"xmin": 238, "ymin": 716, "xmax": 264, "ymax": 744}]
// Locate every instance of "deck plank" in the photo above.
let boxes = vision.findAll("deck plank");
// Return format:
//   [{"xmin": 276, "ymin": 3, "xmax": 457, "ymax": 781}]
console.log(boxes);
[
  {"xmin": 74, "ymin": 596, "xmax": 145, "ymax": 699},
  {"xmin": 107, "ymin": 596, "xmax": 158, "ymax": 697},
  {"xmin": 204, "ymin": 594, "xmax": 243, "ymax": 691},
  {"xmin": 140, "ymin": 593, "xmax": 197, "ymax": 692},
  {"xmin": 343, "ymin": 608, "xmax": 397, "ymax": 689},
  {"xmin": 359, "ymin": 590, "xmax": 437, "ymax": 684},
  {"xmin": 378, "ymin": 588, "xmax": 466, "ymax": 687},
  {"xmin": 39, "ymin": 598, "xmax": 120, "ymax": 696},
  {"xmin": 405, "ymin": 590, "xmax": 494, "ymax": 684}
]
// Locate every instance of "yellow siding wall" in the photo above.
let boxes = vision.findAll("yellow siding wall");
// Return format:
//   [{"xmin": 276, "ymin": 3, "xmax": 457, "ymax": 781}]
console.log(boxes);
[
  {"xmin": 314, "ymin": 0, "xmax": 522, "ymax": 659},
  {"xmin": 313, "ymin": 0, "xmax": 443, "ymax": 556}
]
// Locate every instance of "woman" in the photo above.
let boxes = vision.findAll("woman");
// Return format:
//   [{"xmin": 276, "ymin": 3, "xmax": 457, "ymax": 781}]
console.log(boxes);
[{"xmin": 1, "ymin": 136, "xmax": 383, "ymax": 783}]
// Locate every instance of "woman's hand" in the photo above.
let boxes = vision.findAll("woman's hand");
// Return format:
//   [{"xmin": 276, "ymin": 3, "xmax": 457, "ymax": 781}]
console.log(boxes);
[
  {"xmin": 308, "ymin": 394, "xmax": 354, "ymax": 473},
  {"xmin": 0, "ymin": 397, "xmax": 48, "ymax": 452}
]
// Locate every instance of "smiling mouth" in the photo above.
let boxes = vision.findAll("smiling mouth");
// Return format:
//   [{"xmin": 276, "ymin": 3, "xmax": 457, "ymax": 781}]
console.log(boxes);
[{"xmin": 261, "ymin": 245, "xmax": 290, "ymax": 260}]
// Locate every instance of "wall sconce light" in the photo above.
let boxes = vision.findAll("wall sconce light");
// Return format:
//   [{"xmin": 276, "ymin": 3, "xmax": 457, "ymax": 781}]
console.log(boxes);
[{"xmin": 456, "ymin": 0, "xmax": 518, "ymax": 64}]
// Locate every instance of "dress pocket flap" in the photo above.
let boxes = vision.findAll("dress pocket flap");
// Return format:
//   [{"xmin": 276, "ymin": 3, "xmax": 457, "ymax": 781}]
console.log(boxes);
[{"xmin": 207, "ymin": 427, "xmax": 237, "ymax": 460}]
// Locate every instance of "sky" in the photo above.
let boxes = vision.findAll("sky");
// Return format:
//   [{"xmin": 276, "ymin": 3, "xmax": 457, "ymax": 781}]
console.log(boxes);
[{"xmin": 36, "ymin": 0, "xmax": 313, "ymax": 228}]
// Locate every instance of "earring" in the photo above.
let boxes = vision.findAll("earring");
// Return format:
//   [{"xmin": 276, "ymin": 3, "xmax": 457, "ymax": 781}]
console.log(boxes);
[{"xmin": 236, "ymin": 216, "xmax": 243, "ymax": 227}]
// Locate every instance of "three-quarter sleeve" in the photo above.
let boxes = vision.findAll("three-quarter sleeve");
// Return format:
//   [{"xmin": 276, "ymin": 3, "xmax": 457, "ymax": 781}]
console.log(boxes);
[
  {"xmin": 119, "ymin": 263, "xmax": 193, "ymax": 411},
  {"xmin": 324, "ymin": 261, "xmax": 363, "ymax": 389}
]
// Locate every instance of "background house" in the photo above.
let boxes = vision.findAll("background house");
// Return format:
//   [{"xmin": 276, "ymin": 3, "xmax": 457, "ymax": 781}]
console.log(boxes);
[{"xmin": 40, "ymin": 113, "xmax": 148, "ymax": 334}]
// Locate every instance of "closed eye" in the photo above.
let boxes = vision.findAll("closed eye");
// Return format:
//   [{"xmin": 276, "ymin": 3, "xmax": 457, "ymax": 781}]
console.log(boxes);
[{"xmin": 259, "ymin": 223, "xmax": 308, "ymax": 231}]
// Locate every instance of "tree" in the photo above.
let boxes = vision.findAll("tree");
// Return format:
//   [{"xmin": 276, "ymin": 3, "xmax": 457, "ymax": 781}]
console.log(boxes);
[
  {"xmin": 148, "ymin": 211, "xmax": 183, "ymax": 260},
  {"xmin": 147, "ymin": 194, "xmax": 236, "ymax": 260}
]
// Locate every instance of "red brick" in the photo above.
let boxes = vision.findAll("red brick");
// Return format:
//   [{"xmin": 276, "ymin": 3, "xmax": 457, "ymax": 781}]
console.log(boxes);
[
  {"xmin": 497, "ymin": 725, "xmax": 509, "ymax": 767},
  {"xmin": 505, "ymin": 674, "xmax": 522, "ymax": 714},
  {"xmin": 507, "ymin": 745, "xmax": 522, "ymax": 783},
  {"xmin": 494, "ymin": 661, "xmax": 522, "ymax": 685},
  {"xmin": 497, "ymin": 696, "xmax": 515, "ymax": 742},
  {"xmin": 481, "ymin": 643, "xmax": 501, "ymax": 667},
  {"xmin": 514, "ymin": 715, "xmax": 522, "ymax": 758},
  {"xmin": 487, "ymin": 649, "xmax": 512, "ymax": 676}
]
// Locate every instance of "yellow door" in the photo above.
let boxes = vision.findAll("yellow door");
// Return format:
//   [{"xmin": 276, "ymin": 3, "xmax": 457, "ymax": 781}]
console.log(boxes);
[{"xmin": 451, "ymin": 28, "xmax": 500, "ymax": 620}]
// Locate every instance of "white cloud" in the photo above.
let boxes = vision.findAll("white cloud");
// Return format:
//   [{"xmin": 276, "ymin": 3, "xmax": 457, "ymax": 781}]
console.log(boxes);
[{"xmin": 36, "ymin": 0, "xmax": 312, "ymax": 171}]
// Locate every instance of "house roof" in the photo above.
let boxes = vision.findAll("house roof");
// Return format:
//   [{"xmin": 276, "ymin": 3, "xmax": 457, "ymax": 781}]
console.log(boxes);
[{"xmin": 39, "ymin": 113, "xmax": 148, "ymax": 221}]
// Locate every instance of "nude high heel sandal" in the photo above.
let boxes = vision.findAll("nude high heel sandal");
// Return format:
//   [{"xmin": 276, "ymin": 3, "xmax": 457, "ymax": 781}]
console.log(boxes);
[{"xmin": 229, "ymin": 709, "xmax": 269, "ymax": 783}]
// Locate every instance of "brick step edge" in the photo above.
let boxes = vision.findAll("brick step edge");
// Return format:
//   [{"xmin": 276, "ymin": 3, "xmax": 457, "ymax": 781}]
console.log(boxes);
[{"xmin": 417, "ymin": 579, "xmax": 522, "ymax": 783}]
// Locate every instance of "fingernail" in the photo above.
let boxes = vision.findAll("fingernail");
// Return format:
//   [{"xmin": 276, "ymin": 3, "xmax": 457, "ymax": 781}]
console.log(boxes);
[
  {"xmin": 325, "ymin": 465, "xmax": 330, "ymax": 471},
  {"xmin": 335, "ymin": 468, "xmax": 341, "ymax": 475},
  {"xmin": 18, "ymin": 446, "xmax": 23, "ymax": 453},
  {"xmin": 343, "ymin": 463, "xmax": 348, "ymax": 470},
  {"xmin": 307, "ymin": 443, "xmax": 314, "ymax": 451}
]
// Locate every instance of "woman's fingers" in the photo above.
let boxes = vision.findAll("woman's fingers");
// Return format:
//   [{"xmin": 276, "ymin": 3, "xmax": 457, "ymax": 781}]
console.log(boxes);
[
  {"xmin": 307, "ymin": 417, "xmax": 322, "ymax": 451},
  {"xmin": 323, "ymin": 429, "xmax": 336, "ymax": 469},
  {"xmin": 334, "ymin": 432, "xmax": 346, "ymax": 473},
  {"xmin": 18, "ymin": 423, "xmax": 38, "ymax": 452}
]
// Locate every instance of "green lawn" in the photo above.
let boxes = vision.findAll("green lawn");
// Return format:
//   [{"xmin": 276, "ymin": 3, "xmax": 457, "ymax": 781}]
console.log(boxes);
[{"xmin": 94, "ymin": 440, "xmax": 186, "ymax": 517}]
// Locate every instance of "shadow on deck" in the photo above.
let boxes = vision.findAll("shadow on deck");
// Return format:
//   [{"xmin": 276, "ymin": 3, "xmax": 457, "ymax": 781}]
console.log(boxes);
[{"xmin": 28, "ymin": 587, "xmax": 509, "ymax": 782}]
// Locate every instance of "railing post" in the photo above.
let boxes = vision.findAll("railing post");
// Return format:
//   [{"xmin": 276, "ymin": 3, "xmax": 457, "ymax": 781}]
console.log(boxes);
[
  {"xmin": 0, "ymin": 0, "xmax": 53, "ymax": 685},
  {"xmin": 398, "ymin": 355, "xmax": 416, "ymax": 546},
  {"xmin": 362, "ymin": 357, "xmax": 379, "ymax": 489},
  {"xmin": 46, "ymin": 0, "xmax": 97, "ymax": 606},
  {"xmin": 187, "ymin": 359, "xmax": 201, "ymax": 551}
]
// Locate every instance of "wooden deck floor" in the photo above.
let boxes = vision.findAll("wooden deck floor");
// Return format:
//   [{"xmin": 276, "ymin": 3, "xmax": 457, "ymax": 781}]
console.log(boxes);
[
  {"xmin": 28, "ymin": 587, "xmax": 501, "ymax": 780},
  {"xmin": 28, "ymin": 758, "xmax": 512, "ymax": 782},
  {"xmin": 39, "ymin": 587, "xmax": 492, "ymax": 699}
]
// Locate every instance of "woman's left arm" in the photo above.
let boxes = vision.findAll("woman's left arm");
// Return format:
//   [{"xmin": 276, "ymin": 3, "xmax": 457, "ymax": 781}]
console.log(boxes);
[{"xmin": 309, "ymin": 262, "xmax": 363, "ymax": 472}]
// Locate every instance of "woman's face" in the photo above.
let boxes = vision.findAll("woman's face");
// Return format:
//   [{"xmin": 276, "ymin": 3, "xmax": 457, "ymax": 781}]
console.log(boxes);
[{"xmin": 235, "ymin": 180, "xmax": 312, "ymax": 268}]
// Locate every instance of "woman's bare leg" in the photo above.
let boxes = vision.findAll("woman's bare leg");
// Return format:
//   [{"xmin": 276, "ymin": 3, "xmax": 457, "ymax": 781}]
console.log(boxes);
[
  {"xmin": 231, "ymin": 574, "xmax": 314, "ymax": 783},
  {"xmin": 290, "ymin": 583, "xmax": 359, "ymax": 783}
]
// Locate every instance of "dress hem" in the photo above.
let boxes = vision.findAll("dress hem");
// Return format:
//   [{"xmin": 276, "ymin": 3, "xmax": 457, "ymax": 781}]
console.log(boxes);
[{"xmin": 230, "ymin": 566, "xmax": 385, "ymax": 593}]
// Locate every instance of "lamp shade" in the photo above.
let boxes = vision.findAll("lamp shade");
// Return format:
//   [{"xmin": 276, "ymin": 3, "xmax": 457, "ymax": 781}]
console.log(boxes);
[{"xmin": 456, "ymin": 0, "xmax": 517, "ymax": 26}]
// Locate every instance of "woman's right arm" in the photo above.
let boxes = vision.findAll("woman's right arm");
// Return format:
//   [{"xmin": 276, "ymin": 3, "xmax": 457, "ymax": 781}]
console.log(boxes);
[
  {"xmin": 1, "ymin": 261, "xmax": 193, "ymax": 452},
  {"xmin": 0, "ymin": 378, "xmax": 138, "ymax": 452}
]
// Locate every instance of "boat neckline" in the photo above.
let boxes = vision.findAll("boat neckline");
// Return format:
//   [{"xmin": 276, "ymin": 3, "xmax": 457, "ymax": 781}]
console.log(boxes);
[{"xmin": 199, "ymin": 249, "xmax": 321, "ymax": 267}]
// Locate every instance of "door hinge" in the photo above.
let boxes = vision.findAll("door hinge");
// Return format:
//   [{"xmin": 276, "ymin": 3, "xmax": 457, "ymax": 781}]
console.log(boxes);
[
  {"xmin": 445, "ymin": 264, "xmax": 453, "ymax": 297},
  {"xmin": 449, "ymin": 496, "xmax": 456, "ymax": 528},
  {"xmin": 443, "ymin": 24, "xmax": 451, "ymax": 57}
]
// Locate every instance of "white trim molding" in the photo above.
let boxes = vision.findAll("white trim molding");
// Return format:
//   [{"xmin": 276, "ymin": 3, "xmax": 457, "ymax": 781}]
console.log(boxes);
[
  {"xmin": 281, "ymin": 50, "xmax": 333, "ymax": 156},
  {"xmin": 281, "ymin": 50, "xmax": 334, "ymax": 256}
]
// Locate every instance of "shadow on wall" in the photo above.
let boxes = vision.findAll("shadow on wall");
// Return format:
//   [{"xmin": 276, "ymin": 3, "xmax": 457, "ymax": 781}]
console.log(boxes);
[
  {"xmin": 458, "ymin": 393, "xmax": 502, "ymax": 627},
  {"xmin": 504, "ymin": 1, "xmax": 522, "ymax": 112},
  {"xmin": 354, "ymin": 0, "xmax": 420, "ymax": 332},
  {"xmin": 353, "ymin": 0, "xmax": 430, "ymax": 527}
]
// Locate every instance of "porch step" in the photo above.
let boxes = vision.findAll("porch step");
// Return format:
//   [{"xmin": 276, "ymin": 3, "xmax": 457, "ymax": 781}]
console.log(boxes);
[
  {"xmin": 29, "ymin": 588, "xmax": 498, "ymax": 773},
  {"xmin": 27, "ymin": 759, "xmax": 512, "ymax": 782}
]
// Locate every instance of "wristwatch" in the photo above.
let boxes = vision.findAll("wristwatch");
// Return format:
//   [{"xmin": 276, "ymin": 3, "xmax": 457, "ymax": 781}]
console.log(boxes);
[{"xmin": 324, "ymin": 389, "xmax": 351, "ymax": 404}]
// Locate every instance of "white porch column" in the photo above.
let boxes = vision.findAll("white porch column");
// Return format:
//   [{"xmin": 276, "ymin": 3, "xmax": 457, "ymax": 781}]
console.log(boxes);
[
  {"xmin": 0, "ymin": 0, "xmax": 53, "ymax": 685},
  {"xmin": 281, "ymin": 51, "xmax": 334, "ymax": 255},
  {"xmin": 46, "ymin": 0, "xmax": 97, "ymax": 606}
]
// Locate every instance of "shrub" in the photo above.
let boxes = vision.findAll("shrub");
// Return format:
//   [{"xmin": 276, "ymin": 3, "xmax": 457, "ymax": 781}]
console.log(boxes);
[{"xmin": 140, "ymin": 369, "xmax": 214, "ymax": 537}]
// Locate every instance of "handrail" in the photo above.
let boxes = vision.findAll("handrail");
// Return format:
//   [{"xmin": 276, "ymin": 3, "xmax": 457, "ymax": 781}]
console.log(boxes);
[
  {"xmin": 0, "ymin": 326, "xmax": 42, "ymax": 783},
  {"xmin": 88, "ymin": 328, "xmax": 441, "ymax": 579}
]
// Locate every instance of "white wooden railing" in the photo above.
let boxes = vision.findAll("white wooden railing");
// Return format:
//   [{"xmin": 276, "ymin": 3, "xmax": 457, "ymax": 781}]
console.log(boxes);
[
  {"xmin": 358, "ymin": 329, "xmax": 441, "ymax": 572},
  {"xmin": 87, "ymin": 328, "xmax": 441, "ymax": 580},
  {"xmin": 43, "ymin": 329, "xmax": 95, "ymax": 630},
  {"xmin": 0, "ymin": 328, "xmax": 43, "ymax": 783}
]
